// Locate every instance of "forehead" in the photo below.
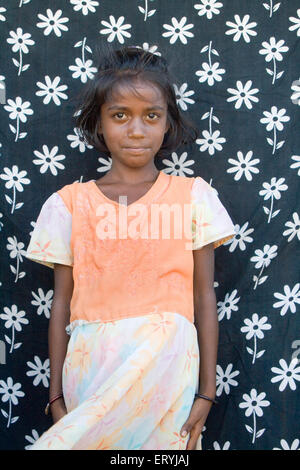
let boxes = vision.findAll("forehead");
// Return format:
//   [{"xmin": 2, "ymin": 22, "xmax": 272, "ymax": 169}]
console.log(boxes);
[{"xmin": 104, "ymin": 80, "xmax": 167, "ymax": 107}]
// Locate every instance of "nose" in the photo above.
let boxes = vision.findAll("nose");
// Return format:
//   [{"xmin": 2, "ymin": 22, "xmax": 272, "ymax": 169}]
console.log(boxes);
[{"xmin": 127, "ymin": 117, "xmax": 145, "ymax": 139}]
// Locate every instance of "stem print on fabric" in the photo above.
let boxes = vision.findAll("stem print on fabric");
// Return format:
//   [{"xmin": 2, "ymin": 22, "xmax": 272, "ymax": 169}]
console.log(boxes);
[
  {"xmin": 239, "ymin": 389, "xmax": 270, "ymax": 444},
  {"xmin": 240, "ymin": 313, "xmax": 272, "ymax": 364}
]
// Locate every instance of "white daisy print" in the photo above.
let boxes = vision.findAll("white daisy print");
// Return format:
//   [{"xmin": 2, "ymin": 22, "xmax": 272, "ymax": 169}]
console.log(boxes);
[
  {"xmin": 0, "ymin": 377, "xmax": 25, "ymax": 428},
  {"xmin": 99, "ymin": 16, "xmax": 132, "ymax": 44},
  {"xmin": 260, "ymin": 106, "xmax": 290, "ymax": 131},
  {"xmin": 0, "ymin": 6, "xmax": 6, "ymax": 21},
  {"xmin": 7, "ymin": 27, "xmax": 35, "ymax": 54},
  {"xmin": 251, "ymin": 244, "xmax": 278, "ymax": 290},
  {"xmin": 137, "ymin": 43, "xmax": 161, "ymax": 56},
  {"xmin": 36, "ymin": 9, "xmax": 69, "ymax": 37},
  {"xmin": 216, "ymin": 363, "xmax": 240, "ymax": 396},
  {"xmin": 291, "ymin": 78, "xmax": 300, "ymax": 105},
  {"xmin": 194, "ymin": 0, "xmax": 223, "ymax": 20},
  {"xmin": 195, "ymin": 62, "xmax": 225, "ymax": 86},
  {"xmin": 271, "ymin": 358, "xmax": 300, "ymax": 391},
  {"xmin": 227, "ymin": 150, "xmax": 260, "ymax": 181},
  {"xmin": 225, "ymin": 14, "xmax": 257, "ymax": 43},
  {"xmin": 241, "ymin": 313, "xmax": 271, "ymax": 364},
  {"xmin": 162, "ymin": 17, "xmax": 194, "ymax": 45},
  {"xmin": 0, "ymin": 165, "xmax": 30, "ymax": 215},
  {"xmin": 196, "ymin": 130, "xmax": 226, "ymax": 156},
  {"xmin": 173, "ymin": 83, "xmax": 195, "ymax": 111},
  {"xmin": 273, "ymin": 439, "xmax": 300, "ymax": 450},
  {"xmin": 227, "ymin": 80, "xmax": 259, "ymax": 109},
  {"xmin": 26, "ymin": 356, "xmax": 50, "ymax": 387},
  {"xmin": 290, "ymin": 155, "xmax": 300, "ymax": 175},
  {"xmin": 217, "ymin": 289, "xmax": 240, "ymax": 321},
  {"xmin": 259, "ymin": 177, "xmax": 288, "ymax": 223},
  {"xmin": 161, "ymin": 152, "xmax": 195, "ymax": 176},
  {"xmin": 283, "ymin": 212, "xmax": 300, "ymax": 242},
  {"xmin": 36, "ymin": 76, "xmax": 68, "ymax": 105},
  {"xmin": 33, "ymin": 145, "xmax": 66, "ymax": 175},
  {"xmin": 67, "ymin": 128, "xmax": 94, "ymax": 152},
  {"xmin": 273, "ymin": 284, "xmax": 300, "ymax": 316},
  {"xmin": 239, "ymin": 389, "xmax": 270, "ymax": 444},
  {"xmin": 69, "ymin": 58, "xmax": 97, "ymax": 83},
  {"xmin": 70, "ymin": 0, "xmax": 99, "ymax": 16},
  {"xmin": 259, "ymin": 37, "xmax": 289, "ymax": 62},
  {"xmin": 212, "ymin": 441, "xmax": 231, "ymax": 450},
  {"xmin": 30, "ymin": 288, "xmax": 53, "ymax": 318},
  {"xmin": 289, "ymin": 8, "xmax": 300, "ymax": 37},
  {"xmin": 4, "ymin": 96, "xmax": 33, "ymax": 122},
  {"xmin": 225, "ymin": 222, "xmax": 254, "ymax": 252},
  {"xmin": 0, "ymin": 304, "xmax": 29, "ymax": 353}
]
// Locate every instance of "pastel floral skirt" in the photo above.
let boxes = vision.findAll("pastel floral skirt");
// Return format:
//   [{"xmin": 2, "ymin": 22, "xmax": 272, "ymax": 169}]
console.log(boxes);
[{"xmin": 30, "ymin": 311, "xmax": 202, "ymax": 450}]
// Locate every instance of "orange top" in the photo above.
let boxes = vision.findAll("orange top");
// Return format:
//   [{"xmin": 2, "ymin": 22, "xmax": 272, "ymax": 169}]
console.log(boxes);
[{"xmin": 25, "ymin": 171, "xmax": 236, "ymax": 326}]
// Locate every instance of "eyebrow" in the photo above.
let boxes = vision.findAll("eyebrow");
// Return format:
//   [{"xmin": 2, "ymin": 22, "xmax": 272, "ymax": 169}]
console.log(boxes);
[{"xmin": 106, "ymin": 105, "xmax": 166, "ymax": 111}]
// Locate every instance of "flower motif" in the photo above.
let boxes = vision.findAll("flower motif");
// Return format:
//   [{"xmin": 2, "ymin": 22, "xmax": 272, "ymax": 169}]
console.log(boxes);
[
  {"xmin": 225, "ymin": 222, "xmax": 254, "ymax": 252},
  {"xmin": 250, "ymin": 244, "xmax": 278, "ymax": 269},
  {"xmin": 137, "ymin": 43, "xmax": 161, "ymax": 56},
  {"xmin": 196, "ymin": 130, "xmax": 226, "ymax": 156},
  {"xmin": 217, "ymin": 289, "xmax": 240, "ymax": 321},
  {"xmin": 227, "ymin": 80, "xmax": 259, "ymax": 109},
  {"xmin": 36, "ymin": 9, "xmax": 69, "ymax": 37},
  {"xmin": 26, "ymin": 356, "xmax": 50, "ymax": 387},
  {"xmin": 161, "ymin": 152, "xmax": 195, "ymax": 176},
  {"xmin": 225, "ymin": 14, "xmax": 257, "ymax": 43},
  {"xmin": 162, "ymin": 17, "xmax": 194, "ymax": 45},
  {"xmin": 33, "ymin": 145, "xmax": 66, "ymax": 175},
  {"xmin": 273, "ymin": 439, "xmax": 300, "ymax": 450},
  {"xmin": 216, "ymin": 363, "xmax": 240, "ymax": 396},
  {"xmin": 289, "ymin": 8, "xmax": 300, "ymax": 37},
  {"xmin": 259, "ymin": 37, "xmax": 289, "ymax": 62},
  {"xmin": 36, "ymin": 76, "xmax": 68, "ymax": 105},
  {"xmin": 1, "ymin": 304, "xmax": 29, "ymax": 332},
  {"xmin": 241, "ymin": 313, "xmax": 271, "ymax": 340},
  {"xmin": 271, "ymin": 358, "xmax": 300, "ymax": 391},
  {"xmin": 239, "ymin": 389, "xmax": 270, "ymax": 417},
  {"xmin": 0, "ymin": 165, "xmax": 30, "ymax": 191},
  {"xmin": 227, "ymin": 150, "xmax": 260, "ymax": 181},
  {"xmin": 260, "ymin": 106, "xmax": 290, "ymax": 131},
  {"xmin": 4, "ymin": 96, "xmax": 33, "ymax": 123},
  {"xmin": 31, "ymin": 288, "xmax": 53, "ymax": 318},
  {"xmin": 0, "ymin": 6, "xmax": 6, "ymax": 21},
  {"xmin": 7, "ymin": 27, "xmax": 35, "ymax": 53},
  {"xmin": 0, "ymin": 377, "xmax": 25, "ymax": 405},
  {"xmin": 282, "ymin": 212, "xmax": 300, "ymax": 242},
  {"xmin": 99, "ymin": 16, "xmax": 132, "ymax": 44},
  {"xmin": 173, "ymin": 83, "xmax": 195, "ymax": 111},
  {"xmin": 194, "ymin": 0, "xmax": 223, "ymax": 20},
  {"xmin": 273, "ymin": 284, "xmax": 300, "ymax": 316},
  {"xmin": 259, "ymin": 177, "xmax": 288, "ymax": 200},
  {"xmin": 290, "ymin": 155, "xmax": 300, "ymax": 175},
  {"xmin": 70, "ymin": 0, "xmax": 99, "ymax": 16},
  {"xmin": 67, "ymin": 128, "xmax": 94, "ymax": 152},
  {"xmin": 69, "ymin": 58, "xmax": 97, "ymax": 83},
  {"xmin": 195, "ymin": 62, "xmax": 225, "ymax": 86}
]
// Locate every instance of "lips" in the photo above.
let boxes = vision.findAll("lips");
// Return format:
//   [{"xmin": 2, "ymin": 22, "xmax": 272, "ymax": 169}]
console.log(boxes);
[{"xmin": 123, "ymin": 147, "xmax": 149, "ymax": 154}]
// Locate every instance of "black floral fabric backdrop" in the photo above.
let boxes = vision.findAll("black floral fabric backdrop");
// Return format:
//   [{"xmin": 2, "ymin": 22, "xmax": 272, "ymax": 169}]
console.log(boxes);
[{"xmin": 0, "ymin": 0, "xmax": 299, "ymax": 451}]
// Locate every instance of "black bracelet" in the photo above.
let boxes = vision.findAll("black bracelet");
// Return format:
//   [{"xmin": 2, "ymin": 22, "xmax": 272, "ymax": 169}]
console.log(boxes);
[{"xmin": 194, "ymin": 393, "xmax": 218, "ymax": 405}]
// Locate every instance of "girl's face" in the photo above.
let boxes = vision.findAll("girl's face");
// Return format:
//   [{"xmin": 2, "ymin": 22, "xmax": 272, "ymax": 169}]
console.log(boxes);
[{"xmin": 98, "ymin": 80, "xmax": 169, "ymax": 167}]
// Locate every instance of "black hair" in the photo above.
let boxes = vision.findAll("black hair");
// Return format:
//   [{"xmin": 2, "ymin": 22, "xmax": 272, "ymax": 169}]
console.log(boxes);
[{"xmin": 73, "ymin": 44, "xmax": 199, "ymax": 158}]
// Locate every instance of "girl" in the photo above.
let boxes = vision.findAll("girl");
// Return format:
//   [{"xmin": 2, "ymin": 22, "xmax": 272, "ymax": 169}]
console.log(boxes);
[{"xmin": 25, "ymin": 46, "xmax": 236, "ymax": 450}]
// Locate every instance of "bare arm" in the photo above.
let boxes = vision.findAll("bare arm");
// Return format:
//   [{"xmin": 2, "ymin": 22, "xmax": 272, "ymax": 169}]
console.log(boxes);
[
  {"xmin": 48, "ymin": 264, "xmax": 74, "ymax": 403},
  {"xmin": 193, "ymin": 242, "xmax": 218, "ymax": 398}
]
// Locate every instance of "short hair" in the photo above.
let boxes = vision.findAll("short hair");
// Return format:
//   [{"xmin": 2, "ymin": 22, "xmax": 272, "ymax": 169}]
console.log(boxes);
[{"xmin": 73, "ymin": 45, "xmax": 199, "ymax": 158}]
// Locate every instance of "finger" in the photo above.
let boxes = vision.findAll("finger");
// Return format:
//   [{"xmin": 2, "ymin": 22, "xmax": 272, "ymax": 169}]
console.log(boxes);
[{"xmin": 186, "ymin": 425, "xmax": 202, "ymax": 450}]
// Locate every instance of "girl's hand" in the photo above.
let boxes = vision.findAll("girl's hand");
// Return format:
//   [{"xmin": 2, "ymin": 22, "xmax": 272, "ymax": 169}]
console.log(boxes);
[
  {"xmin": 180, "ymin": 398, "xmax": 213, "ymax": 450},
  {"xmin": 50, "ymin": 397, "xmax": 68, "ymax": 424}
]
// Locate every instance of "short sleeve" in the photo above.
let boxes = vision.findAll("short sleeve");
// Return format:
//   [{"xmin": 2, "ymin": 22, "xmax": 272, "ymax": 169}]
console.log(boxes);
[
  {"xmin": 191, "ymin": 177, "xmax": 236, "ymax": 250},
  {"xmin": 24, "ymin": 192, "xmax": 73, "ymax": 269}
]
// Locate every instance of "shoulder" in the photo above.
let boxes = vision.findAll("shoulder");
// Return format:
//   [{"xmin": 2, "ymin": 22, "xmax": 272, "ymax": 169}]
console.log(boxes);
[{"xmin": 56, "ymin": 180, "xmax": 89, "ymax": 214}]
